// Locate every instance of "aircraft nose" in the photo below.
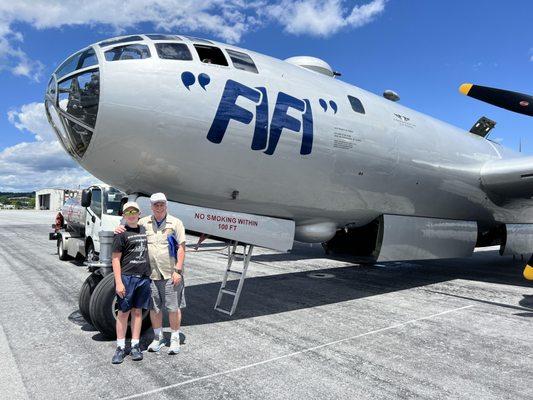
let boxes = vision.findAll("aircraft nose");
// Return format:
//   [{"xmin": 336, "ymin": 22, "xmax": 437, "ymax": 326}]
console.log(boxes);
[{"xmin": 44, "ymin": 46, "xmax": 100, "ymax": 159}]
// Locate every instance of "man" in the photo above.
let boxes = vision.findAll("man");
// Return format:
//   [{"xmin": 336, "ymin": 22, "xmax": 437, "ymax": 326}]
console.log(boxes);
[
  {"xmin": 116, "ymin": 193, "xmax": 186, "ymax": 354},
  {"xmin": 111, "ymin": 201, "xmax": 151, "ymax": 364}
]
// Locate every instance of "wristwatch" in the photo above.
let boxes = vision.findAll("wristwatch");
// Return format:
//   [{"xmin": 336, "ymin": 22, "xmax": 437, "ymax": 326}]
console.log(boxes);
[{"xmin": 174, "ymin": 268, "xmax": 183, "ymax": 275}]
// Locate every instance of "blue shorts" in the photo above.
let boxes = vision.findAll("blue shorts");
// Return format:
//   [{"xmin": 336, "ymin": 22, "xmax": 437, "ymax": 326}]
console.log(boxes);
[{"xmin": 116, "ymin": 275, "xmax": 151, "ymax": 312}]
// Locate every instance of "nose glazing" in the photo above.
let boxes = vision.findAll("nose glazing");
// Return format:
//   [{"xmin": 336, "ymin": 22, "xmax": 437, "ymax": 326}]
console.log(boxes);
[{"xmin": 44, "ymin": 46, "xmax": 100, "ymax": 159}]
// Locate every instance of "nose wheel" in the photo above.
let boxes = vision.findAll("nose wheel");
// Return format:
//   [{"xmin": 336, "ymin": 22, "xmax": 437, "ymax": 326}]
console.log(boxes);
[{"xmin": 87, "ymin": 273, "xmax": 150, "ymax": 338}]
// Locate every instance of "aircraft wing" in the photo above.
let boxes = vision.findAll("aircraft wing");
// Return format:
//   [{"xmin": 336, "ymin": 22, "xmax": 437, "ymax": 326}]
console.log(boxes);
[{"xmin": 481, "ymin": 156, "xmax": 533, "ymax": 198}]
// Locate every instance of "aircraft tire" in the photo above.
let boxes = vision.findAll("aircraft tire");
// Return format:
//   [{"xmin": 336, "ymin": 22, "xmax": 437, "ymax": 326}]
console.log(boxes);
[
  {"xmin": 78, "ymin": 273, "xmax": 102, "ymax": 324},
  {"xmin": 89, "ymin": 273, "xmax": 151, "ymax": 338}
]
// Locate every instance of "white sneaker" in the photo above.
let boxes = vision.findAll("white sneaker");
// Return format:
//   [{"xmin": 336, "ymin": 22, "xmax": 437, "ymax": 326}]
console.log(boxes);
[
  {"xmin": 147, "ymin": 336, "xmax": 165, "ymax": 352},
  {"xmin": 168, "ymin": 336, "xmax": 180, "ymax": 355}
]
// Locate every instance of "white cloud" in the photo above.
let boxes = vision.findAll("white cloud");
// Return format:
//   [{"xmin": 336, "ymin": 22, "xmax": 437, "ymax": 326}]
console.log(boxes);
[
  {"xmin": 1, "ymin": 102, "xmax": 99, "ymax": 191},
  {"xmin": 0, "ymin": 1, "xmax": 387, "ymax": 80},
  {"xmin": 0, "ymin": 140, "xmax": 99, "ymax": 191},
  {"xmin": 265, "ymin": 0, "xmax": 386, "ymax": 37},
  {"xmin": 7, "ymin": 102, "xmax": 56, "ymax": 141}
]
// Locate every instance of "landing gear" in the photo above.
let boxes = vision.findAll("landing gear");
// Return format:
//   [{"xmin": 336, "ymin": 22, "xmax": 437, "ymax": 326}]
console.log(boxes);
[
  {"xmin": 79, "ymin": 231, "xmax": 150, "ymax": 338},
  {"xmin": 78, "ymin": 273, "xmax": 102, "ymax": 324},
  {"xmin": 88, "ymin": 273, "xmax": 150, "ymax": 338}
]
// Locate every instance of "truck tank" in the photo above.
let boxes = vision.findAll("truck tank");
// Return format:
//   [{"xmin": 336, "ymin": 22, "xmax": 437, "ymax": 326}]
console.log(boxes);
[{"xmin": 60, "ymin": 196, "xmax": 86, "ymax": 234}]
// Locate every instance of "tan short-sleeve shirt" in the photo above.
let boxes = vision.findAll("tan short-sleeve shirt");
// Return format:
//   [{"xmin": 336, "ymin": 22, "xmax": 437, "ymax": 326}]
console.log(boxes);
[{"xmin": 139, "ymin": 214, "xmax": 186, "ymax": 280}]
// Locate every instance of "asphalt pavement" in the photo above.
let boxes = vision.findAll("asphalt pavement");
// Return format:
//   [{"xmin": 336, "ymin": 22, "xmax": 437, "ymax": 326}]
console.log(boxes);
[{"xmin": 0, "ymin": 210, "xmax": 532, "ymax": 400}]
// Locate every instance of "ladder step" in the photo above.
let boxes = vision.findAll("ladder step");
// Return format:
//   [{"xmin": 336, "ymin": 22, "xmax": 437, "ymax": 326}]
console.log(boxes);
[
  {"xmin": 226, "ymin": 269, "xmax": 242, "ymax": 275},
  {"xmin": 214, "ymin": 307, "xmax": 232, "ymax": 315},
  {"xmin": 221, "ymin": 289, "xmax": 237, "ymax": 296}
]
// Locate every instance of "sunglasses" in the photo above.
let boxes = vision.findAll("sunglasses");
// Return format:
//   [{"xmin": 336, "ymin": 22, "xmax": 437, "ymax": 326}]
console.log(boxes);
[{"xmin": 123, "ymin": 209, "xmax": 139, "ymax": 216}]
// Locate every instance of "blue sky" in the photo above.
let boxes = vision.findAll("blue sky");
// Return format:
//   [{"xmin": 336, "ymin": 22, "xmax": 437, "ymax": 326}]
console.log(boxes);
[{"xmin": 0, "ymin": 0, "xmax": 531, "ymax": 191}]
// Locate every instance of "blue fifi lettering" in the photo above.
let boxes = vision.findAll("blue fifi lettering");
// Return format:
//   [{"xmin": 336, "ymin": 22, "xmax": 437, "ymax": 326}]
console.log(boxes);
[
  {"xmin": 207, "ymin": 80, "xmax": 313, "ymax": 155},
  {"xmin": 207, "ymin": 80, "xmax": 261, "ymax": 144}
]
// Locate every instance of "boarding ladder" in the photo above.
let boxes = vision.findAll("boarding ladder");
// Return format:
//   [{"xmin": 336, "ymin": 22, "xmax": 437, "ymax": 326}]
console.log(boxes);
[{"xmin": 214, "ymin": 241, "xmax": 254, "ymax": 316}]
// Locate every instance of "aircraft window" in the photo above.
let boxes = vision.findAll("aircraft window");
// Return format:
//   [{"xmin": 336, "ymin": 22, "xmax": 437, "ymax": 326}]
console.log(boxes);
[
  {"xmin": 147, "ymin": 34, "xmax": 181, "ymax": 40},
  {"xmin": 57, "ymin": 70, "xmax": 99, "ymax": 128},
  {"xmin": 45, "ymin": 100, "xmax": 70, "ymax": 153},
  {"xmin": 348, "ymin": 95, "xmax": 366, "ymax": 114},
  {"xmin": 226, "ymin": 49, "xmax": 258, "ymax": 73},
  {"xmin": 99, "ymin": 35, "xmax": 144, "ymax": 47},
  {"xmin": 104, "ymin": 44, "xmax": 151, "ymax": 61},
  {"xmin": 63, "ymin": 118, "xmax": 93, "ymax": 158},
  {"xmin": 56, "ymin": 48, "xmax": 98, "ymax": 79},
  {"xmin": 194, "ymin": 45, "xmax": 228, "ymax": 66},
  {"xmin": 155, "ymin": 43, "xmax": 192, "ymax": 60},
  {"xmin": 56, "ymin": 52, "xmax": 82, "ymax": 79},
  {"xmin": 184, "ymin": 36, "xmax": 213, "ymax": 44},
  {"xmin": 79, "ymin": 48, "xmax": 98, "ymax": 69},
  {"xmin": 47, "ymin": 76, "xmax": 56, "ymax": 97}
]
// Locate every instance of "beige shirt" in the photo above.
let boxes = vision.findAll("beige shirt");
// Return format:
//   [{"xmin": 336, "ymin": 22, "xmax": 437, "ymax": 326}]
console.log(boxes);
[{"xmin": 139, "ymin": 214, "xmax": 186, "ymax": 280}]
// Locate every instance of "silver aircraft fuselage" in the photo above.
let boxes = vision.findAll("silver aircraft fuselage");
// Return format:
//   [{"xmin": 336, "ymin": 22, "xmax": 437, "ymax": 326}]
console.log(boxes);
[{"xmin": 45, "ymin": 34, "xmax": 533, "ymax": 238}]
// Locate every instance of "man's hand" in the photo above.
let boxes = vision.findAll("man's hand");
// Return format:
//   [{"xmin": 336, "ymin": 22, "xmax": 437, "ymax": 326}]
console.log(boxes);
[
  {"xmin": 171, "ymin": 272, "xmax": 182, "ymax": 286},
  {"xmin": 114, "ymin": 225, "xmax": 126, "ymax": 234},
  {"xmin": 116, "ymin": 281, "xmax": 126, "ymax": 298}
]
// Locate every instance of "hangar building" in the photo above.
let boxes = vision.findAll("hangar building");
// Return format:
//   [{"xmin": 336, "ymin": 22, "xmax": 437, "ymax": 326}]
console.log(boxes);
[{"xmin": 35, "ymin": 188, "xmax": 79, "ymax": 211}]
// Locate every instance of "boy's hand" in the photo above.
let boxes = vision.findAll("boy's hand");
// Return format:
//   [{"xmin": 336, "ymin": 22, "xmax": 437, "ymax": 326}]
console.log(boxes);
[
  {"xmin": 116, "ymin": 282, "xmax": 126, "ymax": 298},
  {"xmin": 114, "ymin": 225, "xmax": 126, "ymax": 234},
  {"xmin": 171, "ymin": 272, "xmax": 182, "ymax": 286}
]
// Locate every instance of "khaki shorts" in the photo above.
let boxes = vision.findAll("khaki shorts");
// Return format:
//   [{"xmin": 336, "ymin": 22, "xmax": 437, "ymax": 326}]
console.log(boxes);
[{"xmin": 150, "ymin": 278, "xmax": 186, "ymax": 313}]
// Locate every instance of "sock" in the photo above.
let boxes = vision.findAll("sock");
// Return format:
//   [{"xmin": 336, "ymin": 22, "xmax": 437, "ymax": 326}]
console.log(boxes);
[
  {"xmin": 171, "ymin": 330, "xmax": 179, "ymax": 340},
  {"xmin": 117, "ymin": 338, "xmax": 125, "ymax": 349},
  {"xmin": 154, "ymin": 328, "xmax": 163, "ymax": 339},
  {"xmin": 131, "ymin": 339, "xmax": 139, "ymax": 347}
]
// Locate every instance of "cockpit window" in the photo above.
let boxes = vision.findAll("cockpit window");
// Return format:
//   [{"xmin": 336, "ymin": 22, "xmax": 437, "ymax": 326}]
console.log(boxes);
[
  {"xmin": 57, "ymin": 69, "xmax": 99, "ymax": 128},
  {"xmin": 55, "ymin": 48, "xmax": 98, "ymax": 79},
  {"xmin": 155, "ymin": 43, "xmax": 192, "ymax": 60},
  {"xmin": 104, "ymin": 44, "xmax": 151, "ymax": 61},
  {"xmin": 99, "ymin": 35, "xmax": 144, "ymax": 47},
  {"xmin": 47, "ymin": 76, "xmax": 56, "ymax": 98},
  {"xmin": 147, "ymin": 34, "xmax": 181, "ymax": 40},
  {"xmin": 63, "ymin": 119, "xmax": 94, "ymax": 158},
  {"xmin": 226, "ymin": 49, "xmax": 258, "ymax": 73},
  {"xmin": 184, "ymin": 36, "xmax": 213, "ymax": 44},
  {"xmin": 194, "ymin": 45, "xmax": 228, "ymax": 66},
  {"xmin": 79, "ymin": 48, "xmax": 98, "ymax": 69},
  {"xmin": 348, "ymin": 95, "xmax": 366, "ymax": 114}
]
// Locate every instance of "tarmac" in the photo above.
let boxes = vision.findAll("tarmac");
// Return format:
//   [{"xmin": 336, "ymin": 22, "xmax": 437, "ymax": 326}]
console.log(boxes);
[{"xmin": 0, "ymin": 210, "xmax": 532, "ymax": 400}]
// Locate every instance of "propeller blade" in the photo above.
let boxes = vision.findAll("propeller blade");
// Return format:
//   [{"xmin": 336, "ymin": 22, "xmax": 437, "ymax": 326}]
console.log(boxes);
[{"xmin": 459, "ymin": 83, "xmax": 533, "ymax": 117}]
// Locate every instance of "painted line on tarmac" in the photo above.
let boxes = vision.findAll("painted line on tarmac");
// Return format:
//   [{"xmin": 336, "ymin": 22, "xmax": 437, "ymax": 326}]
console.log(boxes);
[{"xmin": 118, "ymin": 304, "xmax": 474, "ymax": 400}]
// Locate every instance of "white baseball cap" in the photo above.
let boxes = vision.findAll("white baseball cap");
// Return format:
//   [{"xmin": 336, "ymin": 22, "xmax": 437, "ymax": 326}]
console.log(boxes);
[
  {"xmin": 122, "ymin": 201, "xmax": 140, "ymax": 212},
  {"xmin": 150, "ymin": 192, "xmax": 167, "ymax": 204}
]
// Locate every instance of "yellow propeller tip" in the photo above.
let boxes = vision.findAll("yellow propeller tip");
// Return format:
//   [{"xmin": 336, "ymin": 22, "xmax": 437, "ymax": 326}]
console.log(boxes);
[
  {"xmin": 524, "ymin": 265, "xmax": 533, "ymax": 281},
  {"xmin": 459, "ymin": 83, "xmax": 473, "ymax": 95}
]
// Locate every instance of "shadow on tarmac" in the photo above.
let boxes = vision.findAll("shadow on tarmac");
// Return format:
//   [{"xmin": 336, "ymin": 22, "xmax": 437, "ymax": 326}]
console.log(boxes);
[{"xmin": 182, "ymin": 251, "xmax": 533, "ymax": 326}]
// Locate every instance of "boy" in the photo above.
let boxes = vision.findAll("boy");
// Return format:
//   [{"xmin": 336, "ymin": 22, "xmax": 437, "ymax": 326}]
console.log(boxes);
[{"xmin": 111, "ymin": 201, "xmax": 152, "ymax": 364}]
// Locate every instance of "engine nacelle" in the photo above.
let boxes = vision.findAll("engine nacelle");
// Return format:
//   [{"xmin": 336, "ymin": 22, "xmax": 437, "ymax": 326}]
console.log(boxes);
[
  {"xmin": 499, "ymin": 224, "xmax": 533, "ymax": 260},
  {"xmin": 324, "ymin": 214, "xmax": 478, "ymax": 262}
]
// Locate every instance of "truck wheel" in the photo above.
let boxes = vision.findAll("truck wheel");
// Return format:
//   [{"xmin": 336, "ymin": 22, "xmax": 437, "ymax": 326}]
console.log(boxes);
[
  {"xmin": 58, "ymin": 239, "xmax": 69, "ymax": 261},
  {"xmin": 78, "ymin": 273, "xmax": 102, "ymax": 324},
  {"xmin": 89, "ymin": 274, "xmax": 151, "ymax": 338}
]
